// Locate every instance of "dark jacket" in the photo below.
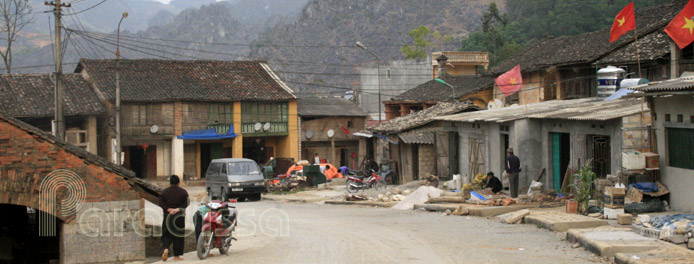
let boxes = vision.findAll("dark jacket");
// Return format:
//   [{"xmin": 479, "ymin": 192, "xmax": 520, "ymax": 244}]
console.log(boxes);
[
  {"xmin": 505, "ymin": 154, "xmax": 521, "ymax": 173},
  {"xmin": 159, "ymin": 185, "xmax": 189, "ymax": 217},
  {"xmin": 486, "ymin": 176, "xmax": 503, "ymax": 193}
]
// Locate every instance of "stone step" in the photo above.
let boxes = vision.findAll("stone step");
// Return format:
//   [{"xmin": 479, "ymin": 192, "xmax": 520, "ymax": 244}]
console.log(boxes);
[
  {"xmin": 524, "ymin": 212, "xmax": 608, "ymax": 232},
  {"xmin": 566, "ymin": 226, "xmax": 682, "ymax": 258}
]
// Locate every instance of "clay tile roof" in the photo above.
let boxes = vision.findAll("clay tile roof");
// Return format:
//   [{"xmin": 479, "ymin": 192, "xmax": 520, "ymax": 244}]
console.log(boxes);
[
  {"xmin": 0, "ymin": 73, "xmax": 105, "ymax": 118},
  {"xmin": 297, "ymin": 97, "xmax": 367, "ymax": 117},
  {"xmin": 76, "ymin": 59, "xmax": 295, "ymax": 102},
  {"xmin": 0, "ymin": 111, "xmax": 161, "ymax": 201},
  {"xmin": 490, "ymin": 2, "xmax": 685, "ymax": 75},
  {"xmin": 368, "ymin": 101, "xmax": 481, "ymax": 134},
  {"xmin": 391, "ymin": 75, "xmax": 494, "ymax": 102}
]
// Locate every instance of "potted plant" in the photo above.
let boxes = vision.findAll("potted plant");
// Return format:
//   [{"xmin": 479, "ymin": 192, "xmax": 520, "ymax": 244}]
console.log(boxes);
[{"xmin": 568, "ymin": 161, "xmax": 597, "ymax": 214}]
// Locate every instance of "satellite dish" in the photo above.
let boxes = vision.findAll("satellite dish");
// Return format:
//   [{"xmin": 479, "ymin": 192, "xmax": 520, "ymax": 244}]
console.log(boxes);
[
  {"xmin": 305, "ymin": 130, "xmax": 314, "ymax": 139},
  {"xmin": 327, "ymin": 129, "xmax": 335, "ymax": 138},
  {"xmin": 263, "ymin": 122, "xmax": 271, "ymax": 131},
  {"xmin": 487, "ymin": 99, "xmax": 504, "ymax": 110},
  {"xmin": 254, "ymin": 122, "xmax": 262, "ymax": 131},
  {"xmin": 149, "ymin": 125, "xmax": 159, "ymax": 134}
]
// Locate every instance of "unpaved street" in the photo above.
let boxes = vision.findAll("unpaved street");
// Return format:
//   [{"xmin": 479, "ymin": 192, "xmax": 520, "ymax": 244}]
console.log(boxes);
[{"xmin": 154, "ymin": 201, "xmax": 607, "ymax": 264}]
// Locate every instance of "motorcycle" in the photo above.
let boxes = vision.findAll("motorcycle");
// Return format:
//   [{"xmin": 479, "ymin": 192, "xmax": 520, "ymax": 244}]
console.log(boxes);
[
  {"xmin": 197, "ymin": 199, "xmax": 238, "ymax": 260},
  {"xmin": 346, "ymin": 169, "xmax": 386, "ymax": 193}
]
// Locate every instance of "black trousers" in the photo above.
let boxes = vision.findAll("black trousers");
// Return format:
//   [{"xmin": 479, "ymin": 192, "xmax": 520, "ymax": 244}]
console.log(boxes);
[
  {"xmin": 194, "ymin": 211, "xmax": 202, "ymax": 242},
  {"xmin": 162, "ymin": 213, "xmax": 185, "ymax": 257}
]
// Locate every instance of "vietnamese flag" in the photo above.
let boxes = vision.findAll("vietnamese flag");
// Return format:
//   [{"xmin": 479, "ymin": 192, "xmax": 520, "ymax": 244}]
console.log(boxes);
[
  {"xmin": 495, "ymin": 65, "xmax": 523, "ymax": 97},
  {"xmin": 665, "ymin": 0, "xmax": 694, "ymax": 49},
  {"xmin": 609, "ymin": 2, "xmax": 636, "ymax": 43},
  {"xmin": 341, "ymin": 125, "xmax": 350, "ymax": 135}
]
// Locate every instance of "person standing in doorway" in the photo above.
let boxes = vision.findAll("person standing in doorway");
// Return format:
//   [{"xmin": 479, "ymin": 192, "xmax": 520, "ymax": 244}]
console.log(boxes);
[
  {"xmin": 314, "ymin": 153, "xmax": 321, "ymax": 165},
  {"xmin": 505, "ymin": 148, "xmax": 521, "ymax": 197},
  {"xmin": 159, "ymin": 175, "xmax": 189, "ymax": 261}
]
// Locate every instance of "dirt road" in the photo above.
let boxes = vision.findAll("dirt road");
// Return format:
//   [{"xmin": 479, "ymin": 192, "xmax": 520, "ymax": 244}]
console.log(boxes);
[{"xmin": 153, "ymin": 201, "xmax": 608, "ymax": 264}]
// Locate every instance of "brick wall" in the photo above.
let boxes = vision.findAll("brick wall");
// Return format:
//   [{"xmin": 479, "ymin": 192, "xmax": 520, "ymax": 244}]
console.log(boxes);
[
  {"xmin": 418, "ymin": 144, "xmax": 436, "ymax": 177},
  {"xmin": 0, "ymin": 119, "xmax": 146, "ymax": 263}
]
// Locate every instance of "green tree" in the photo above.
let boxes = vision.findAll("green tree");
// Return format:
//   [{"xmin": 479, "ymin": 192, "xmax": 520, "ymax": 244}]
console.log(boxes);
[{"xmin": 401, "ymin": 25, "xmax": 451, "ymax": 60}]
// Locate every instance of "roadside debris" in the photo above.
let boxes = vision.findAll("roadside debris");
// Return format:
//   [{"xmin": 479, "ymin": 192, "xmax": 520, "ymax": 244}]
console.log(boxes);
[
  {"xmin": 345, "ymin": 194, "xmax": 367, "ymax": 201},
  {"xmin": 392, "ymin": 186, "xmax": 443, "ymax": 210},
  {"xmin": 498, "ymin": 209, "xmax": 530, "ymax": 224}
]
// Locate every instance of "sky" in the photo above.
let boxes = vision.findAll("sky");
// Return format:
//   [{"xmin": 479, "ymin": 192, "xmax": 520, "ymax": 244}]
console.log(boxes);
[{"xmin": 152, "ymin": 0, "xmax": 225, "ymax": 4}]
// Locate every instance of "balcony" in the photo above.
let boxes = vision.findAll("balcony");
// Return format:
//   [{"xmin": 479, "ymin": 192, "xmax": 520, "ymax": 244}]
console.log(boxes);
[
  {"xmin": 431, "ymin": 51, "xmax": 490, "ymax": 65},
  {"xmin": 208, "ymin": 123, "xmax": 233, "ymax": 135},
  {"xmin": 241, "ymin": 122, "xmax": 288, "ymax": 136}
]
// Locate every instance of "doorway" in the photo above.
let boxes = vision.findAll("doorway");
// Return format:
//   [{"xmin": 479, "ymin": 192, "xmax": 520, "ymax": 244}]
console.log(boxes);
[
  {"xmin": 201, "ymin": 143, "xmax": 223, "ymax": 178},
  {"xmin": 551, "ymin": 133, "xmax": 571, "ymax": 191},
  {"xmin": 0, "ymin": 204, "xmax": 61, "ymax": 263},
  {"xmin": 243, "ymin": 138, "xmax": 266, "ymax": 164},
  {"xmin": 340, "ymin": 148, "xmax": 347, "ymax": 167},
  {"xmin": 590, "ymin": 135, "xmax": 611, "ymax": 178}
]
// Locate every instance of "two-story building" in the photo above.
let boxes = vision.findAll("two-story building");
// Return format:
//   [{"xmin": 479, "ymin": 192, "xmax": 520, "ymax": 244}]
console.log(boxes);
[
  {"xmin": 76, "ymin": 59, "xmax": 299, "ymax": 180},
  {"xmin": 297, "ymin": 97, "xmax": 368, "ymax": 169},
  {"xmin": 0, "ymin": 73, "xmax": 104, "ymax": 155}
]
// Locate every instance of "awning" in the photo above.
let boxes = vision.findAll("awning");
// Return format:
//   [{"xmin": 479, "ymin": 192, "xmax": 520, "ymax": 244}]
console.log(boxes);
[
  {"xmin": 399, "ymin": 131, "xmax": 434, "ymax": 144},
  {"xmin": 353, "ymin": 132, "xmax": 373, "ymax": 138},
  {"xmin": 373, "ymin": 133, "xmax": 399, "ymax": 144},
  {"xmin": 177, "ymin": 124, "xmax": 236, "ymax": 140}
]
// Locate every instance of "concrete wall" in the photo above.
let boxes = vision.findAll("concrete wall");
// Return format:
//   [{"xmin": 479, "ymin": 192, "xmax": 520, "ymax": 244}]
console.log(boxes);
[
  {"xmin": 358, "ymin": 58, "xmax": 432, "ymax": 119},
  {"xmin": 539, "ymin": 118, "xmax": 623, "ymax": 190},
  {"xmin": 63, "ymin": 200, "xmax": 145, "ymax": 263},
  {"xmin": 653, "ymin": 95, "xmax": 694, "ymax": 212}
]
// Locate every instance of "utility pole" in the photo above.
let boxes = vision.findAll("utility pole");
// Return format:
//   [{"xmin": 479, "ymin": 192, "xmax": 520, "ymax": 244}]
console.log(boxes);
[
  {"xmin": 115, "ymin": 12, "xmax": 128, "ymax": 165},
  {"xmin": 46, "ymin": 0, "xmax": 71, "ymax": 139}
]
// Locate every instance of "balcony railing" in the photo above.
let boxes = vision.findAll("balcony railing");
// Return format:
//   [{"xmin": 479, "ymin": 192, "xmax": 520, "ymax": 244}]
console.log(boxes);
[
  {"xmin": 432, "ymin": 51, "xmax": 489, "ymax": 64},
  {"xmin": 241, "ymin": 122, "xmax": 288, "ymax": 136},
  {"xmin": 208, "ymin": 123, "xmax": 233, "ymax": 135}
]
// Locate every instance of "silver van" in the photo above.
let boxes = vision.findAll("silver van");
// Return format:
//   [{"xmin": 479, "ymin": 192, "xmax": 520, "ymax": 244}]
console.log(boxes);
[{"xmin": 205, "ymin": 158, "xmax": 265, "ymax": 201}]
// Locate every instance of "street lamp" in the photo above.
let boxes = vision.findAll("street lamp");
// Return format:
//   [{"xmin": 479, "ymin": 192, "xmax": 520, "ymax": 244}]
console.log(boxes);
[
  {"xmin": 115, "ymin": 12, "xmax": 127, "ymax": 165},
  {"xmin": 356, "ymin": 41, "xmax": 382, "ymax": 122},
  {"xmin": 435, "ymin": 78, "xmax": 456, "ymax": 101}
]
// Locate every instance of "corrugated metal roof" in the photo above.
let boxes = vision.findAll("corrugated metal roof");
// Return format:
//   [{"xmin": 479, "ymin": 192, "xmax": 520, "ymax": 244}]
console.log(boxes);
[
  {"xmin": 399, "ymin": 130, "xmax": 435, "ymax": 144},
  {"xmin": 435, "ymin": 98, "xmax": 646, "ymax": 123},
  {"xmin": 630, "ymin": 76, "xmax": 694, "ymax": 92}
]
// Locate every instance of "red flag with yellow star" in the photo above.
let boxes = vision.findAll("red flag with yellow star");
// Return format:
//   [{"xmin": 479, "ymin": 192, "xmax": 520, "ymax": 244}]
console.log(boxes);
[
  {"xmin": 609, "ymin": 2, "xmax": 636, "ymax": 43},
  {"xmin": 495, "ymin": 65, "xmax": 522, "ymax": 97},
  {"xmin": 665, "ymin": 0, "xmax": 694, "ymax": 49}
]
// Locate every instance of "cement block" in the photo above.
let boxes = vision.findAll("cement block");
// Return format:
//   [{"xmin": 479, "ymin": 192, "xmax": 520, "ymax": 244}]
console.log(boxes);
[
  {"xmin": 617, "ymin": 214, "xmax": 633, "ymax": 225},
  {"xmin": 525, "ymin": 212, "xmax": 608, "ymax": 232},
  {"xmin": 614, "ymin": 247, "xmax": 694, "ymax": 264},
  {"xmin": 665, "ymin": 234, "xmax": 688, "ymax": 244},
  {"xmin": 468, "ymin": 205, "xmax": 534, "ymax": 217},
  {"xmin": 567, "ymin": 227, "xmax": 671, "ymax": 258},
  {"xmin": 689, "ymin": 239, "xmax": 694, "ymax": 250}
]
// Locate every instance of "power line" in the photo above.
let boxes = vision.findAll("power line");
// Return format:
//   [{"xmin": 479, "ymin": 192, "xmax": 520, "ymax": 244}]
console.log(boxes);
[{"xmin": 64, "ymin": 0, "xmax": 109, "ymax": 16}]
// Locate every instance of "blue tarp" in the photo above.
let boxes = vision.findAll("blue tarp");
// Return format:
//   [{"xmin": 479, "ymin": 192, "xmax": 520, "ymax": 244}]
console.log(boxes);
[
  {"xmin": 631, "ymin": 182, "xmax": 659, "ymax": 192},
  {"xmin": 177, "ymin": 124, "xmax": 236, "ymax": 140}
]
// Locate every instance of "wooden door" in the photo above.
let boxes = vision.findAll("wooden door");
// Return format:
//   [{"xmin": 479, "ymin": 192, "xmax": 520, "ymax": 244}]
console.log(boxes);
[{"xmin": 146, "ymin": 145, "xmax": 157, "ymax": 179}]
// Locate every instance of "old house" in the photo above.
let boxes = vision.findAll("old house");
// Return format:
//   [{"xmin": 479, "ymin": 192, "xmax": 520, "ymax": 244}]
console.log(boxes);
[
  {"xmin": 631, "ymin": 75, "xmax": 694, "ymax": 212},
  {"xmin": 298, "ymin": 97, "xmax": 368, "ymax": 168},
  {"xmin": 436, "ymin": 98, "xmax": 648, "ymax": 192},
  {"xmin": 0, "ymin": 111, "xmax": 159, "ymax": 263},
  {"xmin": 0, "ymin": 73, "xmax": 105, "ymax": 155},
  {"xmin": 76, "ymin": 59, "xmax": 299, "ymax": 180},
  {"xmin": 384, "ymin": 54, "xmax": 494, "ymax": 120},
  {"xmin": 489, "ymin": 2, "xmax": 685, "ymax": 106},
  {"xmin": 369, "ymin": 101, "xmax": 480, "ymax": 183}
]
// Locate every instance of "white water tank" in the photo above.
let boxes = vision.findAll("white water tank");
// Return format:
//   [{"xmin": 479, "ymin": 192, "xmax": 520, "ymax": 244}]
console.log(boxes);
[{"xmin": 597, "ymin": 66, "xmax": 625, "ymax": 98}]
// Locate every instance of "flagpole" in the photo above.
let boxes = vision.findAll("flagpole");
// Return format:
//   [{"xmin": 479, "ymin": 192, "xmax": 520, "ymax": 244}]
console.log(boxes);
[{"xmin": 633, "ymin": 1, "xmax": 642, "ymax": 78}]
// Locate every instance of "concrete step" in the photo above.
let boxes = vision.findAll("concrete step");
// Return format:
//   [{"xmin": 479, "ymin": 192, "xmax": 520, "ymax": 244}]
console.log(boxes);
[
  {"xmin": 524, "ymin": 212, "xmax": 608, "ymax": 232},
  {"xmin": 614, "ymin": 247, "xmax": 694, "ymax": 264},
  {"xmin": 324, "ymin": 200, "xmax": 397, "ymax": 208},
  {"xmin": 566, "ymin": 226, "xmax": 674, "ymax": 258}
]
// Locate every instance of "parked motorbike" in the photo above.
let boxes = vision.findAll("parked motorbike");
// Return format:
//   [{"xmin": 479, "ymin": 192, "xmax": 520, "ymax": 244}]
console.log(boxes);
[
  {"xmin": 346, "ymin": 169, "xmax": 386, "ymax": 193},
  {"xmin": 197, "ymin": 200, "xmax": 238, "ymax": 260}
]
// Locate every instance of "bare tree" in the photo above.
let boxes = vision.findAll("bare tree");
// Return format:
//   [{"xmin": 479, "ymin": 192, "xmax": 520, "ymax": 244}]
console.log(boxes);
[{"xmin": 0, "ymin": 0, "xmax": 33, "ymax": 73}]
